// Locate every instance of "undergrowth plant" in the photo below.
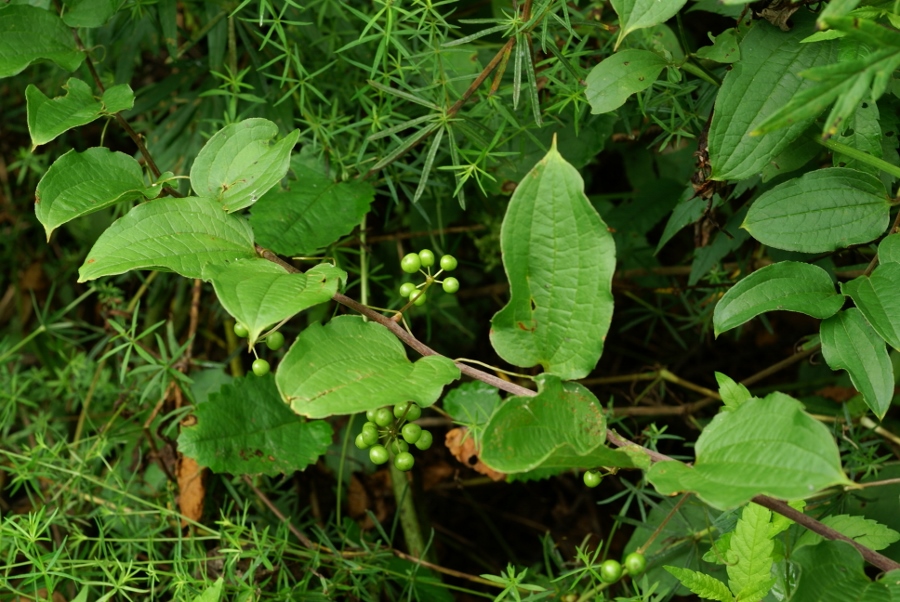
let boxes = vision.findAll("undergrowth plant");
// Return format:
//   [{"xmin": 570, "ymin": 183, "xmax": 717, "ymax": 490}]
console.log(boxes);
[{"xmin": 4, "ymin": 0, "xmax": 900, "ymax": 600}]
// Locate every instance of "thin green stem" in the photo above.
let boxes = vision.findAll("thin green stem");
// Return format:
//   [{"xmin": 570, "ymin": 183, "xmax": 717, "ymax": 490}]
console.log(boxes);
[
  {"xmin": 815, "ymin": 136, "xmax": 900, "ymax": 180},
  {"xmin": 680, "ymin": 60, "xmax": 721, "ymax": 87},
  {"xmin": 389, "ymin": 461, "xmax": 428, "ymax": 560}
]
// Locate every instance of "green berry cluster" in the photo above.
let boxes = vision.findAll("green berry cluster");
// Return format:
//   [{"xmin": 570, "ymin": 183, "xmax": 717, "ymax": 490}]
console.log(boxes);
[
  {"xmin": 398, "ymin": 249, "xmax": 459, "ymax": 308},
  {"xmin": 355, "ymin": 402, "xmax": 433, "ymax": 471},
  {"xmin": 233, "ymin": 322, "xmax": 285, "ymax": 376},
  {"xmin": 598, "ymin": 552, "xmax": 647, "ymax": 584}
]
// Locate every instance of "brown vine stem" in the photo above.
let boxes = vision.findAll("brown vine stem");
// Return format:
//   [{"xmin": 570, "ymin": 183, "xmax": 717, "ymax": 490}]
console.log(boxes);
[{"xmin": 255, "ymin": 247, "xmax": 900, "ymax": 573}]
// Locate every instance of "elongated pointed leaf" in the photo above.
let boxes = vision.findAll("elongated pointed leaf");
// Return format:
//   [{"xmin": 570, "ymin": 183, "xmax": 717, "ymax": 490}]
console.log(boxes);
[
  {"xmin": 796, "ymin": 515, "xmax": 900, "ymax": 551},
  {"xmin": 178, "ymin": 375, "xmax": 332, "ymax": 476},
  {"xmin": 708, "ymin": 18, "xmax": 838, "ymax": 180},
  {"xmin": 490, "ymin": 142, "xmax": 615, "ymax": 380},
  {"xmin": 251, "ymin": 170, "xmax": 374, "ymax": 256},
  {"xmin": 742, "ymin": 168, "xmax": 889, "ymax": 253},
  {"xmin": 26, "ymin": 79, "xmax": 133, "ymax": 147},
  {"xmin": 276, "ymin": 316, "xmax": 459, "ymax": 418},
  {"xmin": 842, "ymin": 263, "xmax": 900, "ymax": 350},
  {"xmin": 190, "ymin": 118, "xmax": 300, "ymax": 212},
  {"xmin": 480, "ymin": 375, "xmax": 649, "ymax": 473},
  {"xmin": 585, "ymin": 50, "xmax": 667, "ymax": 114},
  {"xmin": 727, "ymin": 504, "xmax": 775, "ymax": 599},
  {"xmin": 714, "ymin": 261, "xmax": 843, "ymax": 335},
  {"xmin": 0, "ymin": 5, "xmax": 84, "ymax": 78},
  {"xmin": 62, "ymin": 0, "xmax": 121, "ymax": 28},
  {"xmin": 663, "ymin": 567, "xmax": 734, "ymax": 602},
  {"xmin": 821, "ymin": 309, "xmax": 894, "ymax": 419},
  {"xmin": 205, "ymin": 259, "xmax": 344, "ymax": 346},
  {"xmin": 78, "ymin": 197, "xmax": 256, "ymax": 282},
  {"xmin": 647, "ymin": 392, "xmax": 851, "ymax": 509},
  {"xmin": 611, "ymin": 0, "xmax": 689, "ymax": 48},
  {"xmin": 35, "ymin": 148, "xmax": 158, "ymax": 239}
]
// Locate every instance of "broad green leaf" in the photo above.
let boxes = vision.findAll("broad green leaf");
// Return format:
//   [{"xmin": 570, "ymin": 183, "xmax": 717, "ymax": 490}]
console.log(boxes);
[
  {"xmin": 490, "ymin": 141, "xmax": 615, "ymax": 380},
  {"xmin": 190, "ymin": 118, "xmax": 300, "ymax": 213},
  {"xmin": 480, "ymin": 375, "xmax": 650, "ymax": 473},
  {"xmin": 250, "ymin": 170, "xmax": 374, "ymax": 255},
  {"xmin": 760, "ymin": 127, "xmax": 821, "ymax": 182},
  {"xmin": 714, "ymin": 372, "xmax": 751, "ymax": 410},
  {"xmin": 26, "ymin": 79, "xmax": 134, "ymax": 147},
  {"xmin": 191, "ymin": 577, "xmax": 224, "ymax": 602},
  {"xmin": 610, "ymin": 0, "xmax": 689, "ymax": 48},
  {"xmin": 663, "ymin": 566, "xmax": 734, "ymax": 602},
  {"xmin": 35, "ymin": 147, "xmax": 158, "ymax": 239},
  {"xmin": 655, "ymin": 189, "xmax": 706, "ymax": 254},
  {"xmin": 795, "ymin": 515, "xmax": 900, "ymax": 551},
  {"xmin": 695, "ymin": 30, "xmax": 740, "ymax": 63},
  {"xmin": 584, "ymin": 50, "xmax": 667, "ymax": 114},
  {"xmin": 713, "ymin": 261, "xmax": 843, "ymax": 335},
  {"xmin": 842, "ymin": 263, "xmax": 900, "ymax": 349},
  {"xmin": 443, "ymin": 382, "xmax": 501, "ymax": 429},
  {"xmin": 832, "ymin": 98, "xmax": 883, "ymax": 175},
  {"xmin": 742, "ymin": 168, "xmax": 889, "ymax": 253},
  {"xmin": 62, "ymin": 0, "xmax": 121, "ymax": 28},
  {"xmin": 178, "ymin": 375, "xmax": 332, "ymax": 476},
  {"xmin": 708, "ymin": 18, "xmax": 838, "ymax": 180},
  {"xmin": 727, "ymin": 503, "xmax": 775, "ymax": 598},
  {"xmin": 647, "ymin": 392, "xmax": 851, "ymax": 509},
  {"xmin": 791, "ymin": 541, "xmax": 894, "ymax": 602},
  {"xmin": 276, "ymin": 316, "xmax": 459, "ymax": 418},
  {"xmin": 204, "ymin": 259, "xmax": 344, "ymax": 346},
  {"xmin": 78, "ymin": 197, "xmax": 256, "ymax": 282},
  {"xmin": 820, "ymin": 309, "xmax": 894, "ymax": 419},
  {"xmin": 0, "ymin": 5, "xmax": 84, "ymax": 78},
  {"xmin": 878, "ymin": 234, "xmax": 900, "ymax": 265}
]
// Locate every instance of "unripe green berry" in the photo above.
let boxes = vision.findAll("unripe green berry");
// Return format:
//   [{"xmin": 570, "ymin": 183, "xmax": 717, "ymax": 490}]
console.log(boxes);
[
  {"xmin": 401, "ymin": 253, "xmax": 422, "ymax": 274},
  {"xmin": 389, "ymin": 439, "xmax": 409, "ymax": 454},
  {"xmin": 234, "ymin": 322, "xmax": 249, "ymax": 338},
  {"xmin": 369, "ymin": 445, "xmax": 389, "ymax": 465},
  {"xmin": 418, "ymin": 249, "xmax": 435, "ymax": 267},
  {"xmin": 599, "ymin": 559, "xmax": 623, "ymax": 584},
  {"xmin": 393, "ymin": 402, "xmax": 422, "ymax": 421},
  {"xmin": 251, "ymin": 358, "xmax": 270, "ymax": 376},
  {"xmin": 623, "ymin": 552, "xmax": 647, "ymax": 576},
  {"xmin": 366, "ymin": 409, "xmax": 378, "ymax": 423},
  {"xmin": 394, "ymin": 451, "xmax": 415, "ymax": 471},
  {"xmin": 374, "ymin": 407, "xmax": 394, "ymax": 427},
  {"xmin": 442, "ymin": 277, "xmax": 460, "ymax": 294},
  {"xmin": 355, "ymin": 433, "xmax": 370, "ymax": 449},
  {"xmin": 361, "ymin": 424, "xmax": 379, "ymax": 446},
  {"xmin": 401, "ymin": 423, "xmax": 422, "ymax": 444},
  {"xmin": 412, "ymin": 291, "xmax": 427, "ymax": 306},
  {"xmin": 583, "ymin": 470, "xmax": 602, "ymax": 488},
  {"xmin": 265, "ymin": 331, "xmax": 285, "ymax": 351},
  {"xmin": 439, "ymin": 255, "xmax": 457, "ymax": 271},
  {"xmin": 414, "ymin": 429, "xmax": 433, "ymax": 450},
  {"xmin": 399, "ymin": 282, "xmax": 417, "ymax": 298}
]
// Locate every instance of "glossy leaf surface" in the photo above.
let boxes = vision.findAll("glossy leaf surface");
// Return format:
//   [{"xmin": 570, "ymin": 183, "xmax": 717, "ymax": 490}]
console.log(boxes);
[
  {"xmin": 35, "ymin": 148, "xmax": 157, "ymax": 239},
  {"xmin": 78, "ymin": 197, "xmax": 256, "ymax": 282},
  {"xmin": 178, "ymin": 375, "xmax": 332, "ymax": 476},
  {"xmin": 205, "ymin": 259, "xmax": 344, "ymax": 346},
  {"xmin": 714, "ymin": 261, "xmax": 843, "ymax": 336},
  {"xmin": 190, "ymin": 118, "xmax": 300, "ymax": 212},
  {"xmin": 821, "ymin": 309, "xmax": 894, "ymax": 419},
  {"xmin": 490, "ymin": 142, "xmax": 615, "ymax": 380},
  {"xmin": 480, "ymin": 375, "xmax": 649, "ymax": 473},
  {"xmin": 647, "ymin": 392, "xmax": 851, "ymax": 509},
  {"xmin": 742, "ymin": 168, "xmax": 889, "ymax": 253},
  {"xmin": 276, "ymin": 316, "xmax": 459, "ymax": 418}
]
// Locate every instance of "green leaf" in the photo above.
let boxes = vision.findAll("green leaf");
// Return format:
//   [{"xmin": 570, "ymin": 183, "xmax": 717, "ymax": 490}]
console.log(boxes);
[
  {"xmin": 742, "ymin": 168, "xmax": 889, "ymax": 253},
  {"xmin": 708, "ymin": 18, "xmax": 838, "ymax": 180},
  {"xmin": 78, "ymin": 197, "xmax": 256, "ymax": 282},
  {"xmin": 878, "ymin": 234, "xmax": 900, "ymax": 265},
  {"xmin": 62, "ymin": 0, "xmax": 121, "ymax": 28},
  {"xmin": 713, "ymin": 261, "xmax": 843, "ymax": 336},
  {"xmin": 26, "ymin": 79, "xmax": 134, "ymax": 147},
  {"xmin": 791, "ymin": 541, "xmax": 894, "ymax": 602},
  {"xmin": 726, "ymin": 503, "xmax": 775, "ymax": 598},
  {"xmin": 831, "ymin": 98, "xmax": 883, "ymax": 175},
  {"xmin": 820, "ymin": 309, "xmax": 894, "ymax": 419},
  {"xmin": 191, "ymin": 578, "xmax": 224, "ymax": 602},
  {"xmin": 480, "ymin": 375, "xmax": 650, "ymax": 473},
  {"xmin": 695, "ymin": 30, "xmax": 741, "ymax": 63},
  {"xmin": 275, "ymin": 316, "xmax": 459, "ymax": 418},
  {"xmin": 190, "ymin": 118, "xmax": 300, "ymax": 213},
  {"xmin": 249, "ymin": 170, "xmax": 374, "ymax": 256},
  {"xmin": 647, "ymin": 392, "xmax": 851, "ymax": 509},
  {"xmin": 663, "ymin": 566, "xmax": 734, "ymax": 602},
  {"xmin": 795, "ymin": 515, "xmax": 900, "ymax": 551},
  {"xmin": 0, "ymin": 5, "xmax": 84, "ymax": 78},
  {"xmin": 610, "ymin": 0, "xmax": 689, "ymax": 48},
  {"xmin": 655, "ymin": 190, "xmax": 706, "ymax": 254},
  {"xmin": 178, "ymin": 375, "xmax": 332, "ymax": 476},
  {"xmin": 714, "ymin": 372, "xmax": 751, "ymax": 410},
  {"xmin": 490, "ymin": 141, "xmax": 615, "ymax": 380},
  {"xmin": 205, "ymin": 259, "xmax": 344, "ymax": 346},
  {"xmin": 443, "ymin": 381, "xmax": 501, "ymax": 427},
  {"xmin": 842, "ymin": 263, "xmax": 900, "ymax": 350},
  {"xmin": 584, "ymin": 50, "xmax": 667, "ymax": 114},
  {"xmin": 35, "ymin": 147, "xmax": 158, "ymax": 239}
]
